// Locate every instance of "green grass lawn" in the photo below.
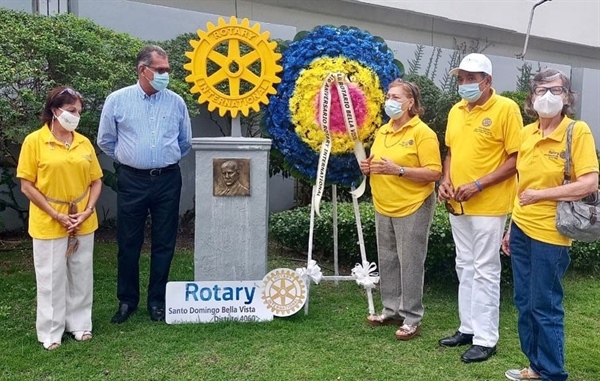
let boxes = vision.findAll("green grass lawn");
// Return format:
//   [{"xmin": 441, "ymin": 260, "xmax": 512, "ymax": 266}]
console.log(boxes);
[{"xmin": 1, "ymin": 239, "xmax": 599, "ymax": 381}]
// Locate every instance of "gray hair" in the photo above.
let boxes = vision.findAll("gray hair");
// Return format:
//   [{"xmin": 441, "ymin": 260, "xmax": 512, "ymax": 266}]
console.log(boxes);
[
  {"xmin": 525, "ymin": 68, "xmax": 576, "ymax": 117},
  {"xmin": 136, "ymin": 45, "xmax": 168, "ymax": 70}
]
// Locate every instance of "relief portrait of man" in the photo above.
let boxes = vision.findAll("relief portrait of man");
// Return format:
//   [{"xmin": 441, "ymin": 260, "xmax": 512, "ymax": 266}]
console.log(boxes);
[{"xmin": 213, "ymin": 159, "xmax": 251, "ymax": 197}]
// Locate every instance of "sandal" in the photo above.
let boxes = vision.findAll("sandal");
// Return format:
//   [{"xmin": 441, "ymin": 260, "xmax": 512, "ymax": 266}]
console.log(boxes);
[
  {"xmin": 72, "ymin": 331, "xmax": 93, "ymax": 342},
  {"xmin": 43, "ymin": 342, "xmax": 61, "ymax": 351},
  {"xmin": 366, "ymin": 314, "xmax": 403, "ymax": 327},
  {"xmin": 395, "ymin": 324, "xmax": 421, "ymax": 340}
]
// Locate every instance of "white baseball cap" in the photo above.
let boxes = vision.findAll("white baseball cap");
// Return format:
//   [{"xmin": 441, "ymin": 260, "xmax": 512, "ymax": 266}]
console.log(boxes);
[{"xmin": 449, "ymin": 53, "xmax": 493, "ymax": 76}]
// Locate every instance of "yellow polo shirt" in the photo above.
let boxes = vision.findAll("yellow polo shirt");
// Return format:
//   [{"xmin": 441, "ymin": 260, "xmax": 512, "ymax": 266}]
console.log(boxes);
[
  {"xmin": 445, "ymin": 90, "xmax": 523, "ymax": 215},
  {"xmin": 16, "ymin": 125, "xmax": 103, "ymax": 239},
  {"xmin": 512, "ymin": 118, "xmax": 599, "ymax": 246},
  {"xmin": 370, "ymin": 116, "xmax": 442, "ymax": 217}
]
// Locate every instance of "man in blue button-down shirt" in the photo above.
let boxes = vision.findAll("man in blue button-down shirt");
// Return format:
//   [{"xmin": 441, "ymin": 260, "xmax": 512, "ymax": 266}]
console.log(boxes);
[{"xmin": 98, "ymin": 45, "xmax": 192, "ymax": 324}]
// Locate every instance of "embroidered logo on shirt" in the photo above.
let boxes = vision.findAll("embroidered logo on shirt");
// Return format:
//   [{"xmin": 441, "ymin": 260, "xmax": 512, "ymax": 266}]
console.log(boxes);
[
  {"xmin": 545, "ymin": 149, "xmax": 565, "ymax": 160},
  {"xmin": 399, "ymin": 139, "xmax": 415, "ymax": 147},
  {"xmin": 481, "ymin": 118, "xmax": 492, "ymax": 127},
  {"xmin": 82, "ymin": 154, "xmax": 92, "ymax": 161}
]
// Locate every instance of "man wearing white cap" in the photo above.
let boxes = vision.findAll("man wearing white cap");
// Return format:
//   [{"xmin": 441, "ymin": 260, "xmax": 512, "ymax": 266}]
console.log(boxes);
[{"xmin": 438, "ymin": 53, "xmax": 523, "ymax": 362}]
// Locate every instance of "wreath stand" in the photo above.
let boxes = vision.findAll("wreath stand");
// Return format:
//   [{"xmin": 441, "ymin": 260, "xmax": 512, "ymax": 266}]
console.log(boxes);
[{"xmin": 297, "ymin": 184, "xmax": 379, "ymax": 316}]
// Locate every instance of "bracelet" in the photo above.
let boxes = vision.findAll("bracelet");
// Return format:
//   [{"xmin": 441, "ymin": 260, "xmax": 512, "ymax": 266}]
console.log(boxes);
[
  {"xmin": 87, "ymin": 205, "xmax": 95, "ymax": 212},
  {"xmin": 474, "ymin": 180, "xmax": 483, "ymax": 192}
]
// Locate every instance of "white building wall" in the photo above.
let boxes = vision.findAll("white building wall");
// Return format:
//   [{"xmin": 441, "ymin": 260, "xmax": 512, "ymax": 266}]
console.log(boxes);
[
  {"xmin": 129, "ymin": 0, "xmax": 598, "ymax": 69},
  {"xmin": 356, "ymin": 0, "xmax": 600, "ymax": 49}
]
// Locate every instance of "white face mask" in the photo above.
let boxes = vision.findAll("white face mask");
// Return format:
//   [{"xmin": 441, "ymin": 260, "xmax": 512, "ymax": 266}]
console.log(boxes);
[
  {"xmin": 533, "ymin": 92, "xmax": 564, "ymax": 119},
  {"xmin": 55, "ymin": 109, "xmax": 80, "ymax": 131}
]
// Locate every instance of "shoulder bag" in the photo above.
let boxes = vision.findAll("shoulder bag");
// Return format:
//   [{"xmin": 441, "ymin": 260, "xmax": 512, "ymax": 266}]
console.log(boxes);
[{"xmin": 555, "ymin": 121, "xmax": 600, "ymax": 242}]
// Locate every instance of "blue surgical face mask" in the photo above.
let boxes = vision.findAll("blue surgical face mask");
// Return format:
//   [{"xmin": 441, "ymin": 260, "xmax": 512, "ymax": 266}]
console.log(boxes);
[
  {"xmin": 149, "ymin": 71, "xmax": 170, "ymax": 91},
  {"xmin": 384, "ymin": 99, "xmax": 404, "ymax": 120},
  {"xmin": 458, "ymin": 79, "xmax": 485, "ymax": 102}
]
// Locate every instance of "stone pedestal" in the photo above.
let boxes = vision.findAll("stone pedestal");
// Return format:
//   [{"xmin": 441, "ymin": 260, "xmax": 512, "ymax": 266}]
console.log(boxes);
[{"xmin": 192, "ymin": 137, "xmax": 271, "ymax": 281}]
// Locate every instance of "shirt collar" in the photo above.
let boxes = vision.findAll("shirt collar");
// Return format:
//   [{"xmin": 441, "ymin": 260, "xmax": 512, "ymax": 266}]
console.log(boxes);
[
  {"xmin": 532, "ymin": 116, "xmax": 571, "ymax": 142},
  {"xmin": 41, "ymin": 124, "xmax": 86, "ymax": 148},
  {"xmin": 136, "ymin": 82, "xmax": 161, "ymax": 100},
  {"xmin": 381, "ymin": 115, "xmax": 421, "ymax": 134}
]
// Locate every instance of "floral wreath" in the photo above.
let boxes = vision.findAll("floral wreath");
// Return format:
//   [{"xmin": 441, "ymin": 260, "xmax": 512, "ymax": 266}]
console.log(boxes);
[{"xmin": 264, "ymin": 25, "xmax": 403, "ymax": 186}]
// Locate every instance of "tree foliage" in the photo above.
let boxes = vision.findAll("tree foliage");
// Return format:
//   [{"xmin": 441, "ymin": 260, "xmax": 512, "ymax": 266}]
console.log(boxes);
[
  {"xmin": 0, "ymin": 9, "xmax": 143, "ymax": 227},
  {"xmin": 0, "ymin": 9, "xmax": 205, "ymax": 228},
  {"xmin": 500, "ymin": 90, "xmax": 537, "ymax": 126},
  {"xmin": 403, "ymin": 74, "xmax": 460, "ymax": 158},
  {"xmin": 0, "ymin": 9, "xmax": 147, "ymax": 163}
]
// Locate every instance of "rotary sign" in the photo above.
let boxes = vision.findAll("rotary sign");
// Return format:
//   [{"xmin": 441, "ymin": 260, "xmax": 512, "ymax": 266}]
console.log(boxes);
[{"xmin": 184, "ymin": 16, "xmax": 282, "ymax": 117}]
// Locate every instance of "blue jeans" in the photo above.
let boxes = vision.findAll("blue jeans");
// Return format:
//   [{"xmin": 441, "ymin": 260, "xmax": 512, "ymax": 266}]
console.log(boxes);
[{"xmin": 509, "ymin": 222, "xmax": 570, "ymax": 381}]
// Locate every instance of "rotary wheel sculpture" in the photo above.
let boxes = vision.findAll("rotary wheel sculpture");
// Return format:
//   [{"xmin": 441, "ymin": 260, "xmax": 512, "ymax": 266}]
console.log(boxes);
[{"xmin": 184, "ymin": 16, "xmax": 282, "ymax": 117}]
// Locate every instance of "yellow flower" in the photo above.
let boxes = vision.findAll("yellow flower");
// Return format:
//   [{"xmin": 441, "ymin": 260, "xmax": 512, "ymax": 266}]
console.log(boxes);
[{"xmin": 290, "ymin": 57, "xmax": 384, "ymax": 154}]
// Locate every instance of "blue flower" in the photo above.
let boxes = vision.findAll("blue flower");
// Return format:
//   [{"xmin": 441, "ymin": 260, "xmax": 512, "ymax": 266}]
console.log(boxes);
[{"xmin": 264, "ymin": 25, "xmax": 402, "ymax": 186}]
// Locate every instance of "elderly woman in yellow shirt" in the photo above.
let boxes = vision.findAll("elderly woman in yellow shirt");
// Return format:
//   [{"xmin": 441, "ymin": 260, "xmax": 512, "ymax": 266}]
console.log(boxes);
[
  {"xmin": 17, "ymin": 86, "xmax": 102, "ymax": 350},
  {"xmin": 502, "ymin": 69, "xmax": 598, "ymax": 381},
  {"xmin": 360, "ymin": 79, "xmax": 441, "ymax": 340}
]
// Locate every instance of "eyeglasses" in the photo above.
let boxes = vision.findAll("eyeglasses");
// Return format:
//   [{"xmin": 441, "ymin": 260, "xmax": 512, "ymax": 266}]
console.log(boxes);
[
  {"xmin": 533, "ymin": 86, "xmax": 567, "ymax": 96},
  {"xmin": 145, "ymin": 65, "xmax": 171, "ymax": 74},
  {"xmin": 444, "ymin": 201, "xmax": 464, "ymax": 216}
]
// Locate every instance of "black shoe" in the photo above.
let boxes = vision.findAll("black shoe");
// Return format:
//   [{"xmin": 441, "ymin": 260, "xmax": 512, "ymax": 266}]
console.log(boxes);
[
  {"xmin": 149, "ymin": 306, "xmax": 165, "ymax": 322},
  {"xmin": 111, "ymin": 303, "xmax": 136, "ymax": 324},
  {"xmin": 438, "ymin": 331, "xmax": 474, "ymax": 347},
  {"xmin": 460, "ymin": 345, "xmax": 497, "ymax": 363}
]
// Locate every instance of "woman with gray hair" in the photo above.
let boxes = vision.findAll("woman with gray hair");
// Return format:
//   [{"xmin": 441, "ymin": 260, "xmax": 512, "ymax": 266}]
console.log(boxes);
[{"xmin": 501, "ymin": 68, "xmax": 598, "ymax": 381}]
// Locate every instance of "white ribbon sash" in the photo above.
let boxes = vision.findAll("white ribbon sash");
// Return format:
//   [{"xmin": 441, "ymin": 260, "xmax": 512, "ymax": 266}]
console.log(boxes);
[{"xmin": 313, "ymin": 72, "xmax": 367, "ymax": 216}]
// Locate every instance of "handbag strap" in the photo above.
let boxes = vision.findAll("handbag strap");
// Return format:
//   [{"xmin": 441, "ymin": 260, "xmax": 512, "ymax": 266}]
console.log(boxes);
[{"xmin": 563, "ymin": 121, "xmax": 577, "ymax": 183}]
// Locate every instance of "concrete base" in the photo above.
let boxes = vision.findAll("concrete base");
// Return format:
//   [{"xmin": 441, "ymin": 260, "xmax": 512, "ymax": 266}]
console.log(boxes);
[{"xmin": 192, "ymin": 137, "xmax": 271, "ymax": 281}]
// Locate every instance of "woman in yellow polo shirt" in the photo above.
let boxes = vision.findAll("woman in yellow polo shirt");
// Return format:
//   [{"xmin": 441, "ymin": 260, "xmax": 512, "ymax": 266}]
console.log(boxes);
[
  {"xmin": 16, "ymin": 87, "xmax": 102, "ymax": 351},
  {"xmin": 359, "ymin": 79, "xmax": 441, "ymax": 340},
  {"xmin": 502, "ymin": 69, "xmax": 598, "ymax": 381}
]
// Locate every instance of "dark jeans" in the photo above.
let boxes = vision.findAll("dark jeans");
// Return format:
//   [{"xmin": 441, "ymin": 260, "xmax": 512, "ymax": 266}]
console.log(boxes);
[
  {"xmin": 116, "ymin": 164, "xmax": 181, "ymax": 309},
  {"xmin": 509, "ymin": 222, "xmax": 570, "ymax": 381}
]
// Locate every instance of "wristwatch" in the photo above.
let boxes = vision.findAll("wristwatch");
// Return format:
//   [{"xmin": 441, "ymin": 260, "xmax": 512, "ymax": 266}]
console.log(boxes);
[{"xmin": 398, "ymin": 166, "xmax": 405, "ymax": 177}]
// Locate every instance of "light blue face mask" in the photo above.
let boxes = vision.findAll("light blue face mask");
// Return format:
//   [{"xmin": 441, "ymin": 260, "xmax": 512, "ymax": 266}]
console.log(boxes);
[
  {"xmin": 149, "ymin": 72, "xmax": 170, "ymax": 91},
  {"xmin": 458, "ymin": 79, "xmax": 485, "ymax": 102},
  {"xmin": 384, "ymin": 99, "xmax": 404, "ymax": 120}
]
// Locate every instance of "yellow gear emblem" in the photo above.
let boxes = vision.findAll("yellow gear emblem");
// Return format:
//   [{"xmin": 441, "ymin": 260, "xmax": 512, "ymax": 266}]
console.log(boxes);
[
  {"xmin": 184, "ymin": 16, "xmax": 282, "ymax": 118},
  {"xmin": 261, "ymin": 269, "xmax": 307, "ymax": 317}
]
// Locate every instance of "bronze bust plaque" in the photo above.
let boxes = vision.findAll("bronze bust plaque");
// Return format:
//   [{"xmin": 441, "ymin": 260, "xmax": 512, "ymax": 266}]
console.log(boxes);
[{"xmin": 213, "ymin": 158, "xmax": 251, "ymax": 197}]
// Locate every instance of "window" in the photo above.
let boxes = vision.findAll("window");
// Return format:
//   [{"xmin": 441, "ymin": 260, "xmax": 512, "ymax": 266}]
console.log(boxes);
[{"xmin": 33, "ymin": 0, "xmax": 72, "ymax": 15}]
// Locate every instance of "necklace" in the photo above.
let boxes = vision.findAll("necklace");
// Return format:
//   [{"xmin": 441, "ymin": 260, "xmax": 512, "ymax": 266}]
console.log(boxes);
[
  {"xmin": 383, "ymin": 133, "xmax": 402, "ymax": 148},
  {"xmin": 51, "ymin": 130, "xmax": 72, "ymax": 149},
  {"xmin": 383, "ymin": 128, "xmax": 408, "ymax": 148}
]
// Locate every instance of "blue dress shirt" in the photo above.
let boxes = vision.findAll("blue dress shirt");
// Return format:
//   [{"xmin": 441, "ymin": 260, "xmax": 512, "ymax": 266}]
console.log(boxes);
[{"xmin": 97, "ymin": 83, "xmax": 192, "ymax": 169}]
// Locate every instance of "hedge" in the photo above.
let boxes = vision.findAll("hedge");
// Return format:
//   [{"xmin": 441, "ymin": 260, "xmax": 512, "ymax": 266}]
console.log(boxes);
[{"xmin": 269, "ymin": 201, "xmax": 600, "ymax": 282}]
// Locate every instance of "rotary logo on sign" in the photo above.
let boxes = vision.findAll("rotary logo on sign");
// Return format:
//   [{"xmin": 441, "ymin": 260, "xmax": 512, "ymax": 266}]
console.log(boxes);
[{"xmin": 261, "ymin": 268, "xmax": 307, "ymax": 316}]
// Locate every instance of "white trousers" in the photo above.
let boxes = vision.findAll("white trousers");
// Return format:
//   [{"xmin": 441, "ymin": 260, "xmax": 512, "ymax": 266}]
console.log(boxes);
[
  {"xmin": 33, "ymin": 233, "xmax": 94, "ymax": 347},
  {"xmin": 449, "ymin": 215, "xmax": 506, "ymax": 347}
]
